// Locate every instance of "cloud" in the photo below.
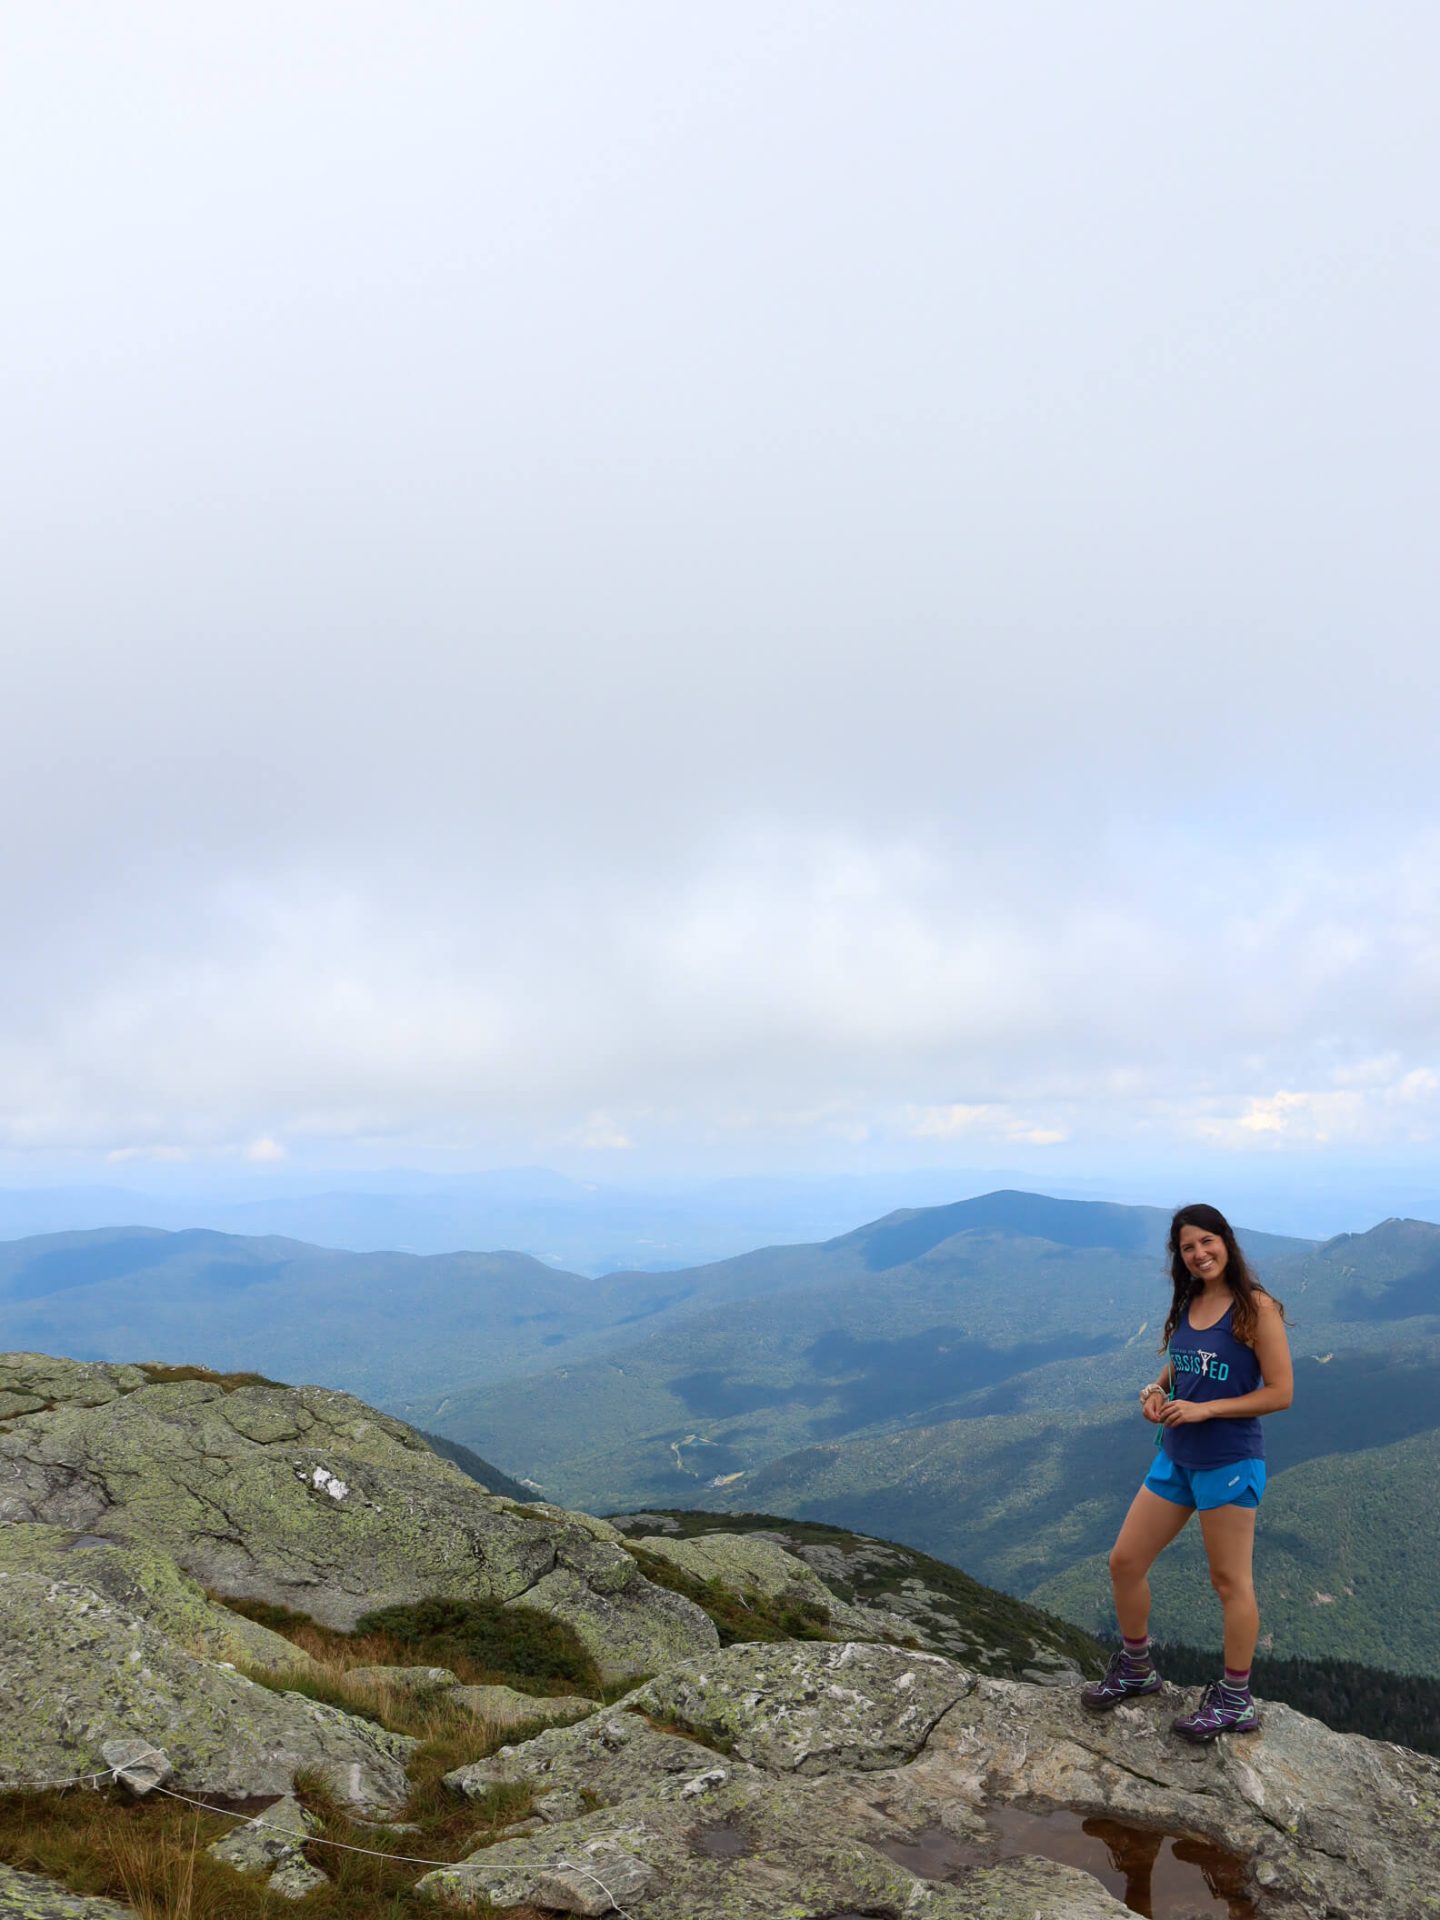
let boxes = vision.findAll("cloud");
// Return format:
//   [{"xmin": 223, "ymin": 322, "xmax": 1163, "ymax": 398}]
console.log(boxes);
[
  {"xmin": 1195, "ymin": 1067, "xmax": 1440, "ymax": 1152},
  {"xmin": 244, "ymin": 1136, "xmax": 287, "ymax": 1163},
  {"xmin": 904, "ymin": 1104, "xmax": 1068, "ymax": 1148},
  {"xmin": 0, "ymin": 9, "xmax": 1436, "ymax": 1177},
  {"xmin": 569, "ymin": 1114, "xmax": 635, "ymax": 1152},
  {"xmin": 0, "ymin": 821, "xmax": 1431, "ymax": 1171}
]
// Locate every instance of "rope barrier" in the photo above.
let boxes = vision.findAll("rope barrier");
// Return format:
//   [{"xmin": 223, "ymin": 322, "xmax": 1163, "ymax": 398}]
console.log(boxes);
[
  {"xmin": 148, "ymin": 1781, "xmax": 484, "ymax": 1870},
  {"xmin": 3, "ymin": 1750, "xmax": 648, "ymax": 1904},
  {"xmin": 1, "ymin": 1750, "xmax": 169, "ymax": 1795}
]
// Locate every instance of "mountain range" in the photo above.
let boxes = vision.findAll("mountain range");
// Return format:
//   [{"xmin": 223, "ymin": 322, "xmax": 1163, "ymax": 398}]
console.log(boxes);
[{"xmin": 4, "ymin": 1187, "xmax": 1438, "ymax": 1673}]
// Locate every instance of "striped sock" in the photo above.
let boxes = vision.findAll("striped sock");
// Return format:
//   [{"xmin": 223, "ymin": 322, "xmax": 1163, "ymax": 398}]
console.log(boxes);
[
  {"xmin": 1221, "ymin": 1666, "xmax": 1251, "ymax": 1697},
  {"xmin": 1122, "ymin": 1635, "xmax": 1153, "ymax": 1673}
]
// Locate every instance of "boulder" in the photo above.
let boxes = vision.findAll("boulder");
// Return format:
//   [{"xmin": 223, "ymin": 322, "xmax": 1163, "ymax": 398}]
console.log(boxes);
[
  {"xmin": 207, "ymin": 1793, "xmax": 328, "ymax": 1900},
  {"xmin": 623, "ymin": 1640, "xmax": 975, "ymax": 1774},
  {"xmin": 446, "ymin": 1711, "xmax": 724, "ymax": 1808},
  {"xmin": 345, "ymin": 1664, "xmax": 461, "ymax": 1692},
  {"xmin": 0, "ymin": 1865, "xmax": 138, "ymax": 1919},
  {"xmin": 611, "ymin": 1514, "xmax": 1094, "ymax": 1682},
  {"xmin": 448, "ymin": 1684, "xmax": 598, "ymax": 1733},
  {"xmin": 751, "ymin": 1527, "xmax": 1088, "ymax": 1682},
  {"xmin": 0, "ymin": 1524, "xmax": 315, "ymax": 1677},
  {"xmin": 909, "ymin": 1671, "xmax": 1440, "ymax": 1919},
  {"xmin": 632, "ymin": 1530, "xmax": 903, "ymax": 1642},
  {"xmin": 0, "ymin": 1569, "xmax": 414, "ymax": 1811},
  {"xmin": 0, "ymin": 1354, "xmax": 717, "ymax": 1680},
  {"xmin": 99, "ymin": 1740, "xmax": 172, "ymax": 1797}
]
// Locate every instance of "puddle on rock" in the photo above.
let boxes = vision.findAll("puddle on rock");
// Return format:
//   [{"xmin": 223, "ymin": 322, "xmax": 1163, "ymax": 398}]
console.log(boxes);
[
  {"xmin": 877, "ymin": 1807, "xmax": 1257, "ymax": 1919},
  {"xmin": 690, "ymin": 1818, "xmax": 755, "ymax": 1860}
]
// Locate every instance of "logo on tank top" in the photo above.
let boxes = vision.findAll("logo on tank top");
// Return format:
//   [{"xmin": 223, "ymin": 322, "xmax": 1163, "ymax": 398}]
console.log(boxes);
[{"xmin": 1174, "ymin": 1347, "xmax": 1231, "ymax": 1382}]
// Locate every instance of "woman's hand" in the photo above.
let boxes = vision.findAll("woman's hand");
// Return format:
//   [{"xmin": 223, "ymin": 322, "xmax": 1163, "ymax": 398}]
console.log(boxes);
[
  {"xmin": 1159, "ymin": 1398, "xmax": 1212, "ymax": 1426},
  {"xmin": 1139, "ymin": 1385, "xmax": 1166, "ymax": 1424}
]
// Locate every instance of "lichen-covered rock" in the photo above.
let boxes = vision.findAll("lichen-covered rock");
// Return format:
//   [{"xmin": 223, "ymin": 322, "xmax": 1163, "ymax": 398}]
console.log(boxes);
[
  {"xmin": 345, "ymin": 1664, "xmax": 460, "ymax": 1692},
  {"xmin": 432, "ymin": 1633, "xmax": 1440, "ymax": 1919},
  {"xmin": 746, "ymin": 1529, "xmax": 1088, "ymax": 1684},
  {"xmin": 9, "ymin": 1353, "xmax": 1437, "ymax": 1920},
  {"xmin": 632, "ymin": 1530, "xmax": 903, "ymax": 1642},
  {"xmin": 265, "ymin": 1856, "xmax": 330, "ymax": 1902},
  {"xmin": 99, "ymin": 1740, "xmax": 172, "ymax": 1796},
  {"xmin": 418, "ymin": 1763, "xmax": 1131, "ymax": 1918},
  {"xmin": 446, "ymin": 1711, "xmax": 720, "ymax": 1807},
  {"xmin": 0, "ymin": 1569, "xmax": 413, "ymax": 1810},
  {"xmin": 623, "ymin": 1640, "xmax": 975, "ymax": 1775},
  {"xmin": 911, "ymin": 1672, "xmax": 1440, "ymax": 1919},
  {"xmin": 447, "ymin": 1684, "xmax": 598, "ymax": 1734},
  {"xmin": 609, "ymin": 1514, "xmax": 1095, "ymax": 1682},
  {"xmin": 208, "ymin": 1794, "xmax": 328, "ymax": 1900},
  {"xmin": 0, "ymin": 1865, "xmax": 138, "ymax": 1919},
  {"xmin": 0, "ymin": 1525, "xmax": 315, "ymax": 1677},
  {"xmin": 0, "ymin": 1353, "xmax": 716, "ymax": 1679}
]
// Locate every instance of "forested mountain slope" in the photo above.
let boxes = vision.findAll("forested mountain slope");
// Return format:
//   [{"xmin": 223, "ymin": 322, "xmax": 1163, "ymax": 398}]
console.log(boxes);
[{"xmin": 404, "ymin": 1193, "xmax": 1315, "ymax": 1509}]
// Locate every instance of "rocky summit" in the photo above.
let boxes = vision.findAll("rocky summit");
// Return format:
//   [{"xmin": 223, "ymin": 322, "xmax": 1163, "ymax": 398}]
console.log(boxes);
[
  {"xmin": 2, "ymin": 1350, "xmax": 1439, "ymax": 1919},
  {"xmin": 0, "ymin": 1352, "xmax": 715, "ymax": 1675}
]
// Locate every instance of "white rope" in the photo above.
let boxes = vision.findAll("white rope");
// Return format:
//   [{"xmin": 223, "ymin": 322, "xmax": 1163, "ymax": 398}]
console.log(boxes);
[
  {"xmin": 148, "ymin": 1782, "xmax": 477, "ymax": 1869},
  {"xmin": 1, "ymin": 1749, "xmax": 169, "ymax": 1794},
  {"xmin": 3, "ymin": 1765, "xmax": 117, "ymax": 1793},
  {"xmin": 4, "ymin": 1751, "xmax": 650, "ymax": 1906},
  {"xmin": 2, "ymin": 1754, "xmax": 458, "ymax": 1869}
]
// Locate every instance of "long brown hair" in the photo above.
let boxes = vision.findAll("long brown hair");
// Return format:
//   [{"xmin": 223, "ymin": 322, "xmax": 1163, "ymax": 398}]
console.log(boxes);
[{"xmin": 1161, "ymin": 1202, "xmax": 1285, "ymax": 1350}]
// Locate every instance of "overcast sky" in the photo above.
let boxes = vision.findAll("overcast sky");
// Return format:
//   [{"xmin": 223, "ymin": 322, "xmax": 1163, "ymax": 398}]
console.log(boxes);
[{"xmin": 2, "ymin": 3, "xmax": 1437, "ymax": 1194}]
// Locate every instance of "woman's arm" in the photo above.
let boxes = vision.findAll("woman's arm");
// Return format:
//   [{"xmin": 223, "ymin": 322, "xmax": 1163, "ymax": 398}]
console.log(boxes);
[{"xmin": 1159, "ymin": 1297, "xmax": 1293, "ymax": 1425}]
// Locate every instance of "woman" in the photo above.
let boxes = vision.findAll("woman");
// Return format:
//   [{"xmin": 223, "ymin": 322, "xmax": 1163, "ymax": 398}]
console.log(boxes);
[{"xmin": 1081, "ymin": 1202, "xmax": 1293, "ymax": 1740}]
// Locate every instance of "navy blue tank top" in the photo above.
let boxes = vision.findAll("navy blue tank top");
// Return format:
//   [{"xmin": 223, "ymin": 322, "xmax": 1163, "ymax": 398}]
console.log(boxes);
[{"xmin": 1163, "ymin": 1298, "xmax": 1264, "ymax": 1468}]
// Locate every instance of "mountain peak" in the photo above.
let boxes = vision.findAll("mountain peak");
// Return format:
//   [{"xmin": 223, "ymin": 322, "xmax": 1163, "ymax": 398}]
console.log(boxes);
[{"xmin": 833, "ymin": 1189, "xmax": 1163, "ymax": 1270}]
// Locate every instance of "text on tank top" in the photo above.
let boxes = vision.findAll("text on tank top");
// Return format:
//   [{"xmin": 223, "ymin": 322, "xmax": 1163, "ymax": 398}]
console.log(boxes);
[{"xmin": 1163, "ymin": 1296, "xmax": 1265, "ymax": 1467}]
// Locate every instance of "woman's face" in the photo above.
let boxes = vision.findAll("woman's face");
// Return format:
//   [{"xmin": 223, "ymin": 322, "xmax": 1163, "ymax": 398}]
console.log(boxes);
[{"xmin": 1178, "ymin": 1224, "xmax": 1229, "ymax": 1285}]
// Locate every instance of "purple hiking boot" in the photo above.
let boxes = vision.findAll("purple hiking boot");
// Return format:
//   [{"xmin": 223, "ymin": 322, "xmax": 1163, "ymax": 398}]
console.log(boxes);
[
  {"xmin": 1080, "ymin": 1648, "xmax": 1163, "ymax": 1712},
  {"xmin": 1172, "ymin": 1681, "xmax": 1261, "ymax": 1742}
]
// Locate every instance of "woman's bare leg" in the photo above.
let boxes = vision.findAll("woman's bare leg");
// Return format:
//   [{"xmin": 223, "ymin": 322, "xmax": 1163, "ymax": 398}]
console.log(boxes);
[
  {"xmin": 1108, "ymin": 1487, "xmax": 1194, "ymax": 1640},
  {"xmin": 1198, "ymin": 1502, "xmax": 1259, "ymax": 1672}
]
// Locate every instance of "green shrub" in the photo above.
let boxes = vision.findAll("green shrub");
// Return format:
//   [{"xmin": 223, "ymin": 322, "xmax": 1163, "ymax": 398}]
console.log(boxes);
[{"xmin": 354, "ymin": 1597, "xmax": 602, "ymax": 1694}]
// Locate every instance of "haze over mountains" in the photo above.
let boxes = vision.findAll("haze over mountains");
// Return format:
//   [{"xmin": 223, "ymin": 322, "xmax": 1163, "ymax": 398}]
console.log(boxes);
[
  {"xmin": 0, "ymin": 1167, "xmax": 1059, "ymax": 1275},
  {"xmin": 4, "ymin": 1186, "xmax": 1439, "ymax": 1674},
  {"xmin": 7, "ymin": 1160, "xmax": 1439, "ymax": 1267}
]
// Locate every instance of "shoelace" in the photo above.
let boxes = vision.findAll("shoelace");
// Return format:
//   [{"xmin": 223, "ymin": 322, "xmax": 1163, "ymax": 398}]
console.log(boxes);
[
  {"xmin": 1192, "ymin": 1685, "xmax": 1226, "ymax": 1726},
  {"xmin": 1186, "ymin": 1682, "xmax": 1249, "ymax": 1728},
  {"xmin": 1096, "ymin": 1650, "xmax": 1149, "ymax": 1693}
]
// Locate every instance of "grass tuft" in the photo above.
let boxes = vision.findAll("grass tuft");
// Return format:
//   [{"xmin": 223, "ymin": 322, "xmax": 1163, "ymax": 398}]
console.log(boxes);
[
  {"xmin": 0, "ymin": 1591, "xmax": 608, "ymax": 1915},
  {"xmin": 137, "ymin": 1364, "xmax": 286, "ymax": 1394},
  {"xmin": 222, "ymin": 1594, "xmax": 603, "ymax": 1699},
  {"xmin": 626, "ymin": 1709, "xmax": 735, "ymax": 1756}
]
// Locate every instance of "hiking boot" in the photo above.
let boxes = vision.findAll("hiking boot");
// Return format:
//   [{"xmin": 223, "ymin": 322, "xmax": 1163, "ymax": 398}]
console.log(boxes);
[
  {"xmin": 1171, "ymin": 1681, "xmax": 1260, "ymax": 1742},
  {"xmin": 1080, "ymin": 1649, "xmax": 1163, "ymax": 1711}
]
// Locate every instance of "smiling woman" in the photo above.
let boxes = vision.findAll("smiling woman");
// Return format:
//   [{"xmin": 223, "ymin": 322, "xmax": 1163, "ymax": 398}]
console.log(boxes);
[{"xmin": 1080, "ymin": 1202, "xmax": 1293, "ymax": 1742}]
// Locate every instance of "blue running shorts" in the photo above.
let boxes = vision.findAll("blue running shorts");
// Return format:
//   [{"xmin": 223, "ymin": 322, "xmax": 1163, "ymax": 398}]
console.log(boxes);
[{"xmin": 1143, "ymin": 1454, "xmax": 1266, "ymax": 1511}]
